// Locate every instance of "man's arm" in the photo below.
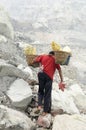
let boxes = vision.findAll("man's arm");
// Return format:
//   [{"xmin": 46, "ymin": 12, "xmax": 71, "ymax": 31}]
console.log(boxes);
[
  {"xmin": 58, "ymin": 68, "xmax": 66, "ymax": 91},
  {"xmin": 58, "ymin": 68, "xmax": 63, "ymax": 82},
  {"xmin": 56, "ymin": 64, "xmax": 63, "ymax": 82},
  {"xmin": 33, "ymin": 55, "xmax": 42, "ymax": 63}
]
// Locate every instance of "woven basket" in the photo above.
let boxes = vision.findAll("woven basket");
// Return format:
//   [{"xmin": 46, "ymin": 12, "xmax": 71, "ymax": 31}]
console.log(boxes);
[
  {"xmin": 26, "ymin": 55, "xmax": 39, "ymax": 67},
  {"xmin": 54, "ymin": 51, "xmax": 70, "ymax": 65}
]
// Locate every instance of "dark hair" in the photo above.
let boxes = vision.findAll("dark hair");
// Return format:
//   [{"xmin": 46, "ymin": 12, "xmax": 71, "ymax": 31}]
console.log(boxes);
[{"xmin": 49, "ymin": 51, "xmax": 55, "ymax": 55}]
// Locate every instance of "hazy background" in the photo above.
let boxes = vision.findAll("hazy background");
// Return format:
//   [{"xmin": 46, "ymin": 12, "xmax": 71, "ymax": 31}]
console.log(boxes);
[{"xmin": 0, "ymin": 0, "xmax": 86, "ymax": 47}]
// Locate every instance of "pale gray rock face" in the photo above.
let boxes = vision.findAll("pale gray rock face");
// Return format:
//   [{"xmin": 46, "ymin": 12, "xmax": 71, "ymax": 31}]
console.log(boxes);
[
  {"xmin": 0, "ymin": 7, "xmax": 27, "ymax": 66},
  {"xmin": 0, "ymin": 59, "xmax": 30, "ymax": 93},
  {"xmin": 68, "ymin": 84, "xmax": 86, "ymax": 113},
  {"xmin": 0, "ymin": 76, "xmax": 16, "ymax": 92},
  {"xmin": 72, "ymin": 62, "xmax": 86, "ymax": 85},
  {"xmin": 0, "ymin": 62, "xmax": 30, "ymax": 80},
  {"xmin": 52, "ymin": 114, "xmax": 86, "ymax": 130},
  {"xmin": 52, "ymin": 89, "xmax": 79, "ymax": 114},
  {"xmin": 0, "ymin": 35, "xmax": 7, "ymax": 43},
  {"xmin": 0, "ymin": 105, "xmax": 35, "ymax": 130},
  {"xmin": 52, "ymin": 83, "xmax": 86, "ymax": 114},
  {"xmin": 17, "ymin": 64, "xmax": 33, "ymax": 79},
  {"xmin": 0, "ymin": 6, "xmax": 14, "ymax": 39},
  {"xmin": 7, "ymin": 79, "xmax": 32, "ymax": 108},
  {"xmin": 0, "ymin": 40, "xmax": 27, "ymax": 66}
]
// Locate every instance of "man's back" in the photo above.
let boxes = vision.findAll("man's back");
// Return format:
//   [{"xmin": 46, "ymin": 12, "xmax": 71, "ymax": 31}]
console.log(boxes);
[{"xmin": 35, "ymin": 54, "xmax": 60, "ymax": 80}]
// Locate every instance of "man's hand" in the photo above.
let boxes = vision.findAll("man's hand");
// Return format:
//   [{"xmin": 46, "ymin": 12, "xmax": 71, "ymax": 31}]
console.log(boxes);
[{"xmin": 58, "ymin": 82, "xmax": 65, "ymax": 91}]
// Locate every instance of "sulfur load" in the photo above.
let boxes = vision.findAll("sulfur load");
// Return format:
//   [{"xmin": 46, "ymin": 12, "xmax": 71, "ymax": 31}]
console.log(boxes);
[
  {"xmin": 24, "ymin": 45, "xmax": 36, "ymax": 55},
  {"xmin": 51, "ymin": 41, "xmax": 61, "ymax": 51}
]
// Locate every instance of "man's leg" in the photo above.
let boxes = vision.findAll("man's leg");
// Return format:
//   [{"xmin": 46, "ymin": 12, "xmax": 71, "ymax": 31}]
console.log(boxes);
[
  {"xmin": 38, "ymin": 72, "xmax": 45, "ymax": 107},
  {"xmin": 43, "ymin": 74, "xmax": 52, "ymax": 114}
]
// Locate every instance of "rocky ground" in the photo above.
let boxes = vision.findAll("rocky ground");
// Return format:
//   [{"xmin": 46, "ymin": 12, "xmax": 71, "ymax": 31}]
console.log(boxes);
[{"xmin": 0, "ymin": 4, "xmax": 86, "ymax": 130}]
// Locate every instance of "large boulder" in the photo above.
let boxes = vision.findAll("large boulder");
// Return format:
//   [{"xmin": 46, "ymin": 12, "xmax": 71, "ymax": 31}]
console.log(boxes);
[
  {"xmin": 0, "ymin": 40, "xmax": 27, "ymax": 66},
  {"xmin": 0, "ymin": 105, "xmax": 35, "ymax": 130},
  {"xmin": 68, "ymin": 84, "xmax": 86, "ymax": 113},
  {"xmin": 7, "ymin": 79, "xmax": 32, "ymax": 108},
  {"xmin": 52, "ymin": 83, "xmax": 86, "ymax": 114},
  {"xmin": 0, "ymin": 62, "xmax": 30, "ymax": 81},
  {"xmin": 52, "ymin": 114, "xmax": 86, "ymax": 130},
  {"xmin": 52, "ymin": 89, "xmax": 79, "ymax": 114},
  {"xmin": 0, "ymin": 6, "xmax": 14, "ymax": 39},
  {"xmin": 52, "ymin": 82, "xmax": 79, "ymax": 114},
  {"xmin": 0, "ymin": 76, "xmax": 16, "ymax": 92}
]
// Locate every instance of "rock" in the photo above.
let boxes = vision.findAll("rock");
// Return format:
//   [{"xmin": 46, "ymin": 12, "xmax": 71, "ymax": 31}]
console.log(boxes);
[
  {"xmin": 28, "ymin": 80, "xmax": 38, "ymax": 86},
  {"xmin": 0, "ymin": 62, "xmax": 30, "ymax": 80},
  {"xmin": 0, "ymin": 105, "xmax": 35, "ymax": 130},
  {"xmin": 69, "ymin": 84, "xmax": 86, "ymax": 113},
  {"xmin": 0, "ymin": 40, "xmax": 27, "ymax": 66},
  {"xmin": 17, "ymin": 64, "xmax": 33, "ymax": 79},
  {"xmin": 30, "ymin": 108, "xmax": 43, "ymax": 117},
  {"xmin": 52, "ymin": 89, "xmax": 79, "ymax": 114},
  {"xmin": 17, "ymin": 64, "xmax": 25, "ymax": 70},
  {"xmin": 52, "ymin": 114, "xmax": 86, "ymax": 130},
  {"xmin": 51, "ymin": 109, "xmax": 64, "ymax": 116},
  {"xmin": 52, "ymin": 83, "xmax": 86, "ymax": 114},
  {"xmin": 16, "ymin": 41, "xmax": 30, "ymax": 49},
  {"xmin": 0, "ymin": 76, "xmax": 16, "ymax": 92},
  {"xmin": 0, "ymin": 6, "xmax": 14, "ymax": 39},
  {"xmin": 37, "ymin": 114, "xmax": 52, "ymax": 128},
  {"xmin": 0, "ymin": 35, "xmax": 7, "ymax": 43},
  {"xmin": 23, "ymin": 66, "xmax": 33, "ymax": 79},
  {"xmin": 32, "ymin": 22, "xmax": 43, "ymax": 29},
  {"xmin": 72, "ymin": 62, "xmax": 86, "ymax": 85},
  {"xmin": 7, "ymin": 79, "xmax": 32, "ymax": 108}
]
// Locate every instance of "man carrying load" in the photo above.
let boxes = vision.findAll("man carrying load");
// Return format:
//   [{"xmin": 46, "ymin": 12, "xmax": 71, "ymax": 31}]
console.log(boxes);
[{"xmin": 33, "ymin": 51, "xmax": 65, "ymax": 116}]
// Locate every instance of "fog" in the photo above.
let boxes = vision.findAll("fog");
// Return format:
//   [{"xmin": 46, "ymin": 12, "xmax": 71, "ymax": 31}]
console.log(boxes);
[
  {"xmin": 0, "ymin": 0, "xmax": 86, "ymax": 21},
  {"xmin": 0, "ymin": 0, "xmax": 86, "ymax": 46}
]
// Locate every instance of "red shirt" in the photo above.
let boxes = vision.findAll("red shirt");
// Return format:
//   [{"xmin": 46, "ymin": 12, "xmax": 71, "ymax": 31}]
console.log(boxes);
[{"xmin": 34, "ymin": 55, "xmax": 60, "ymax": 80}]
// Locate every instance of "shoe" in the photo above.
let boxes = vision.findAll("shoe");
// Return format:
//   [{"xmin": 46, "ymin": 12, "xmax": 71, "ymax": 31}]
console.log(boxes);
[
  {"xmin": 41, "ymin": 112, "xmax": 48, "ymax": 116},
  {"xmin": 34, "ymin": 106, "xmax": 42, "ymax": 114}
]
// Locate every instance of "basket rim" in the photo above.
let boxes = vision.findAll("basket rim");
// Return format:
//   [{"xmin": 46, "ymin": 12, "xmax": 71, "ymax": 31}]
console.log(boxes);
[
  {"xmin": 54, "ymin": 50, "xmax": 70, "ymax": 54},
  {"xmin": 25, "ymin": 54, "xmax": 38, "ymax": 56}
]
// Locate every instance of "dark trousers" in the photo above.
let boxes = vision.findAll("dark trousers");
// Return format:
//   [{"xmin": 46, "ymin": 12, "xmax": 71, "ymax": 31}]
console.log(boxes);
[{"xmin": 38, "ymin": 72, "xmax": 52, "ymax": 113}]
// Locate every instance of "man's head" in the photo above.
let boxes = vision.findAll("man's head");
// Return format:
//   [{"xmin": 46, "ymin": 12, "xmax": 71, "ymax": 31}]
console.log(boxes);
[{"xmin": 49, "ymin": 51, "xmax": 55, "ymax": 56}]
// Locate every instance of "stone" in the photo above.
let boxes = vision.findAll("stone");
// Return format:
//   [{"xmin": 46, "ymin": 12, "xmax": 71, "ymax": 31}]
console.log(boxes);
[
  {"xmin": 52, "ymin": 114, "xmax": 86, "ymax": 130},
  {"xmin": 7, "ymin": 79, "xmax": 32, "ymax": 108},
  {"xmin": 0, "ymin": 105, "xmax": 35, "ymax": 130},
  {"xmin": 0, "ymin": 62, "xmax": 30, "ymax": 81},
  {"xmin": 37, "ymin": 114, "xmax": 52, "ymax": 128},
  {"xmin": 0, "ymin": 6, "xmax": 14, "ymax": 39}
]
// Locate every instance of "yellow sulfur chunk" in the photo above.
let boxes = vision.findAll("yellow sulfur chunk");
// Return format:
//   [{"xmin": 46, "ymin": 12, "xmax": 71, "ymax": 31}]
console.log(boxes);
[
  {"xmin": 24, "ymin": 45, "xmax": 36, "ymax": 55},
  {"xmin": 51, "ymin": 41, "xmax": 61, "ymax": 51}
]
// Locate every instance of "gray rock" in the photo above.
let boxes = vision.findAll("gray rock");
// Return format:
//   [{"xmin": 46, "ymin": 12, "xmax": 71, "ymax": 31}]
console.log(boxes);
[
  {"xmin": 0, "ymin": 76, "xmax": 16, "ymax": 92},
  {"xmin": 0, "ymin": 105, "xmax": 35, "ymax": 130},
  {"xmin": 0, "ymin": 6, "xmax": 14, "ymax": 39},
  {"xmin": 7, "ymin": 79, "xmax": 32, "ymax": 108},
  {"xmin": 52, "ymin": 114, "xmax": 86, "ymax": 130},
  {"xmin": 0, "ymin": 62, "xmax": 30, "ymax": 81},
  {"xmin": 37, "ymin": 114, "xmax": 52, "ymax": 128}
]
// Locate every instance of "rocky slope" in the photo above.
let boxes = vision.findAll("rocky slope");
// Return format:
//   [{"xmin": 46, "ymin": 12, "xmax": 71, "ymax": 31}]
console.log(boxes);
[{"xmin": 0, "ymin": 2, "xmax": 86, "ymax": 130}]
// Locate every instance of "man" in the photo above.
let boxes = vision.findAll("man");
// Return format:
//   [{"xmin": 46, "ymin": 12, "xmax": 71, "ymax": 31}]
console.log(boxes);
[{"xmin": 33, "ymin": 51, "xmax": 64, "ymax": 116}]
